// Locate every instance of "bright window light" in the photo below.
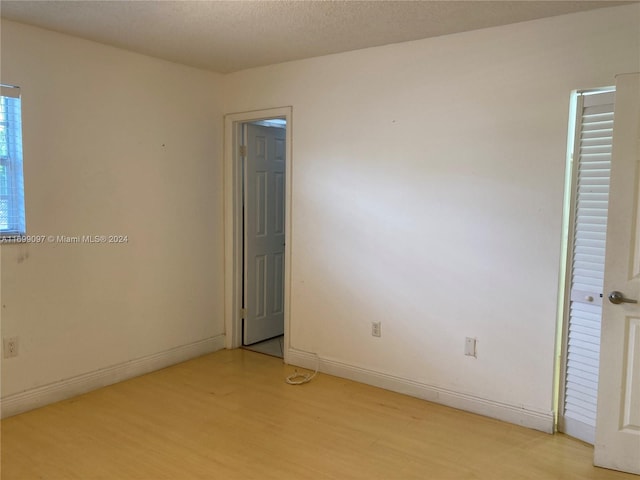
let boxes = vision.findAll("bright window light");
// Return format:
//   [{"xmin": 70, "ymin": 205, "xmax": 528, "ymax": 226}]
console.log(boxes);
[{"xmin": 0, "ymin": 84, "xmax": 26, "ymax": 237}]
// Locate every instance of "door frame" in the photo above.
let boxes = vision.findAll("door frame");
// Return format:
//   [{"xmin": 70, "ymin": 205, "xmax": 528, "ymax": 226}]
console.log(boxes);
[
  {"xmin": 555, "ymin": 88, "xmax": 582, "ymax": 435},
  {"xmin": 223, "ymin": 107, "xmax": 293, "ymax": 361}
]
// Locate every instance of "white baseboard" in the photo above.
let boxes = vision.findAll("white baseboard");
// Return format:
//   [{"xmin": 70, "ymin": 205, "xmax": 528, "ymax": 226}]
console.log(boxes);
[
  {"xmin": 286, "ymin": 348, "xmax": 554, "ymax": 434},
  {"xmin": 1, "ymin": 335, "xmax": 226, "ymax": 419}
]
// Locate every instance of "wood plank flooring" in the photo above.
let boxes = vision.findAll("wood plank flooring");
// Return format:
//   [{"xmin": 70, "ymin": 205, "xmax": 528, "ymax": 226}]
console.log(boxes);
[{"xmin": 1, "ymin": 349, "xmax": 636, "ymax": 479}]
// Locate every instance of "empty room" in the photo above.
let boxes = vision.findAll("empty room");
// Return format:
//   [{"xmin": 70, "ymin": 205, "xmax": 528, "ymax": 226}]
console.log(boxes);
[{"xmin": 1, "ymin": 1, "xmax": 639, "ymax": 478}]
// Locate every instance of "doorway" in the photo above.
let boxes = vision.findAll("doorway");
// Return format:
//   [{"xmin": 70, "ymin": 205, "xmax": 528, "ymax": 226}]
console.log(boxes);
[
  {"xmin": 223, "ymin": 107, "xmax": 293, "ymax": 361},
  {"xmin": 557, "ymin": 88, "xmax": 615, "ymax": 444},
  {"xmin": 241, "ymin": 119, "xmax": 286, "ymax": 357}
]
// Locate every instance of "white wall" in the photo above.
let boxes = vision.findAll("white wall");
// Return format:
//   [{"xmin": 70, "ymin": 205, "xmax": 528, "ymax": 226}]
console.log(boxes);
[
  {"xmin": 0, "ymin": 20, "xmax": 225, "ymax": 400},
  {"xmin": 223, "ymin": 5, "xmax": 640, "ymax": 420}
]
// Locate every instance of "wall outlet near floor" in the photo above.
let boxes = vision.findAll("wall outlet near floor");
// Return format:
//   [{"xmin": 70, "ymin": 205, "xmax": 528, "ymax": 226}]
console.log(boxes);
[
  {"xmin": 3, "ymin": 336, "xmax": 19, "ymax": 358},
  {"xmin": 372, "ymin": 322, "xmax": 381, "ymax": 337},
  {"xmin": 465, "ymin": 337, "xmax": 477, "ymax": 358}
]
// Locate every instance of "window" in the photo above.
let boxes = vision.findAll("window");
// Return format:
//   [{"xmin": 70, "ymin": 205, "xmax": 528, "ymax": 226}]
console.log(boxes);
[{"xmin": 0, "ymin": 84, "xmax": 25, "ymax": 237}]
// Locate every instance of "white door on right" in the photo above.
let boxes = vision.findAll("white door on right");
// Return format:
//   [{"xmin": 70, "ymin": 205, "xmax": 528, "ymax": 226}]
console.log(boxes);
[{"xmin": 595, "ymin": 72, "xmax": 640, "ymax": 475}]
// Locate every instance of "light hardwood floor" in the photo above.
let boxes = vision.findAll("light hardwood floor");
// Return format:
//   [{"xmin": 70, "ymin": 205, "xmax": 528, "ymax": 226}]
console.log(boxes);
[{"xmin": 1, "ymin": 349, "xmax": 636, "ymax": 479}]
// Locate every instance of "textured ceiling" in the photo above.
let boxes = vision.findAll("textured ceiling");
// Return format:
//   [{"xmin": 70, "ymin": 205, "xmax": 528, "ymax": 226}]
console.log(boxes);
[{"xmin": 0, "ymin": 1, "xmax": 633, "ymax": 73}]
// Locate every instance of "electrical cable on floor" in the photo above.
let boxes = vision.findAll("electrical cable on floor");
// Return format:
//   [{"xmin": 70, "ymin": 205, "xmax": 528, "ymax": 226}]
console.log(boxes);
[{"xmin": 285, "ymin": 353, "xmax": 320, "ymax": 385}]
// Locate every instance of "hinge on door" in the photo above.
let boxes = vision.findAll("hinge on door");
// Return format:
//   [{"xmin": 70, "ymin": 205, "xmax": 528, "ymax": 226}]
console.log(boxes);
[
  {"xmin": 240, "ymin": 308, "xmax": 246, "ymax": 319},
  {"xmin": 239, "ymin": 145, "xmax": 247, "ymax": 157}
]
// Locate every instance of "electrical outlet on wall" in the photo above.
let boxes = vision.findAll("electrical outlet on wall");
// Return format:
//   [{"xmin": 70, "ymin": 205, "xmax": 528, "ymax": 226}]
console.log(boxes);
[
  {"xmin": 3, "ymin": 336, "xmax": 19, "ymax": 358},
  {"xmin": 372, "ymin": 322, "xmax": 381, "ymax": 337}
]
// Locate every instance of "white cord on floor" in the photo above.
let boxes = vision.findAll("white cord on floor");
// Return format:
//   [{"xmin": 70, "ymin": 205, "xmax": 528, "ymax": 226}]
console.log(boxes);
[{"xmin": 285, "ymin": 353, "xmax": 320, "ymax": 385}]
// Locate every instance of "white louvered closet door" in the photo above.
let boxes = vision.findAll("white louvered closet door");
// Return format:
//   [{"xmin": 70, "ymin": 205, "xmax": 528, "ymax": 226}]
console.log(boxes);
[{"xmin": 561, "ymin": 90, "xmax": 615, "ymax": 444}]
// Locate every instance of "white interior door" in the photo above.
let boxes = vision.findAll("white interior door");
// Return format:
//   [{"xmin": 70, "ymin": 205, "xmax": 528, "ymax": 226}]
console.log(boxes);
[
  {"xmin": 561, "ymin": 90, "xmax": 615, "ymax": 445},
  {"xmin": 243, "ymin": 123, "xmax": 286, "ymax": 345},
  {"xmin": 595, "ymin": 73, "xmax": 640, "ymax": 475}
]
